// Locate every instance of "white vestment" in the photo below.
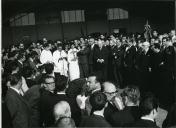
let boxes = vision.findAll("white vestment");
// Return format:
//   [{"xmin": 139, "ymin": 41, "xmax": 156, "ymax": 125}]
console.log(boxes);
[
  {"xmin": 40, "ymin": 49, "xmax": 53, "ymax": 64},
  {"xmin": 68, "ymin": 48, "xmax": 80, "ymax": 81},
  {"xmin": 53, "ymin": 50, "xmax": 68, "ymax": 76}
]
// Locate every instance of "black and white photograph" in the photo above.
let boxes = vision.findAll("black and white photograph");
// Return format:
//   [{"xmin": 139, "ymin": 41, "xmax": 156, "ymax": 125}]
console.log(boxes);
[{"xmin": 1, "ymin": 0, "xmax": 176, "ymax": 127}]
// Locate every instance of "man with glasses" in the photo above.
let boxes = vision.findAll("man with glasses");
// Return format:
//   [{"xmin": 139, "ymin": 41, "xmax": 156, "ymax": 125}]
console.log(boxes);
[
  {"xmin": 39, "ymin": 75, "xmax": 56, "ymax": 127},
  {"xmin": 102, "ymin": 82, "xmax": 123, "ymax": 125}
]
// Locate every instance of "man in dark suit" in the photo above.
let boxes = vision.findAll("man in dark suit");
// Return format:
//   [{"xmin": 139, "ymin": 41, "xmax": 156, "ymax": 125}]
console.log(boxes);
[
  {"xmin": 112, "ymin": 41, "xmax": 124, "ymax": 87},
  {"xmin": 135, "ymin": 41, "xmax": 152, "ymax": 92},
  {"xmin": 88, "ymin": 38, "xmax": 95, "ymax": 74},
  {"xmin": 39, "ymin": 75, "xmax": 56, "ymax": 127},
  {"xmin": 55, "ymin": 75, "xmax": 81, "ymax": 126},
  {"xmin": 101, "ymin": 82, "xmax": 120, "ymax": 125},
  {"xmin": 110, "ymin": 86, "xmax": 140, "ymax": 127},
  {"xmin": 24, "ymin": 75, "xmax": 49, "ymax": 127},
  {"xmin": 79, "ymin": 92, "xmax": 111, "ymax": 127},
  {"xmin": 16, "ymin": 53, "xmax": 26, "ymax": 72},
  {"xmin": 77, "ymin": 43, "xmax": 89, "ymax": 78},
  {"xmin": 160, "ymin": 37, "xmax": 175, "ymax": 108},
  {"xmin": 93, "ymin": 39, "xmax": 109, "ymax": 81},
  {"xmin": 133, "ymin": 93, "xmax": 159, "ymax": 128},
  {"xmin": 5, "ymin": 73, "xmax": 31, "ymax": 128},
  {"xmin": 24, "ymin": 51, "xmax": 38, "ymax": 72},
  {"xmin": 123, "ymin": 41, "xmax": 137, "ymax": 86},
  {"xmin": 2, "ymin": 101, "xmax": 13, "ymax": 128}
]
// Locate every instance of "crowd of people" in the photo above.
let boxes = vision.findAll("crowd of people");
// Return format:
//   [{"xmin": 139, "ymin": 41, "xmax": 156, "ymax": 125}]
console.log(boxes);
[{"xmin": 1, "ymin": 29, "xmax": 176, "ymax": 128}]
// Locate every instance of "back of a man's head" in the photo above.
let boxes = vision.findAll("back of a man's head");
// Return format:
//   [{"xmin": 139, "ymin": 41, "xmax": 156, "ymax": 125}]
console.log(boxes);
[
  {"xmin": 9, "ymin": 61, "xmax": 19, "ymax": 73},
  {"xmin": 54, "ymin": 101, "xmax": 71, "ymax": 121},
  {"xmin": 9, "ymin": 73, "xmax": 22, "ymax": 87},
  {"xmin": 122, "ymin": 85, "xmax": 140, "ymax": 105},
  {"xmin": 89, "ymin": 92, "xmax": 107, "ymax": 112},
  {"xmin": 55, "ymin": 117, "xmax": 75, "ymax": 128},
  {"xmin": 44, "ymin": 63, "xmax": 54, "ymax": 74},
  {"xmin": 139, "ymin": 93, "xmax": 159, "ymax": 117},
  {"xmin": 55, "ymin": 75, "xmax": 68, "ymax": 92}
]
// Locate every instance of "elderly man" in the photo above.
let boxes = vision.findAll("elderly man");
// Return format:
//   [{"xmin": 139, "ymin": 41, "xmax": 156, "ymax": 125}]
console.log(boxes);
[
  {"xmin": 53, "ymin": 101, "xmax": 71, "ymax": 122},
  {"xmin": 102, "ymin": 81, "xmax": 123, "ymax": 125}
]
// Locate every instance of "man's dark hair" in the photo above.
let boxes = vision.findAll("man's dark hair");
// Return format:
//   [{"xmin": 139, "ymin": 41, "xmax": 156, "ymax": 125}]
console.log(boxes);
[
  {"xmin": 162, "ymin": 37, "xmax": 170, "ymax": 42},
  {"xmin": 139, "ymin": 92, "xmax": 159, "ymax": 116},
  {"xmin": 9, "ymin": 73, "xmax": 22, "ymax": 86},
  {"xmin": 8, "ymin": 51, "xmax": 17, "ymax": 58},
  {"xmin": 41, "ymin": 75, "xmax": 55, "ymax": 84},
  {"xmin": 9, "ymin": 61, "xmax": 19, "ymax": 73},
  {"xmin": 44, "ymin": 63, "xmax": 54, "ymax": 74},
  {"xmin": 88, "ymin": 72, "xmax": 101, "ymax": 84},
  {"xmin": 22, "ymin": 66, "xmax": 34, "ymax": 78},
  {"xmin": 55, "ymin": 117, "xmax": 75, "ymax": 128},
  {"xmin": 17, "ymin": 53, "xmax": 25, "ymax": 60},
  {"xmin": 55, "ymin": 75, "xmax": 68, "ymax": 92},
  {"xmin": 89, "ymin": 92, "xmax": 107, "ymax": 112},
  {"xmin": 43, "ymin": 43, "xmax": 49, "ymax": 48},
  {"xmin": 30, "ymin": 51, "xmax": 38, "ymax": 58}
]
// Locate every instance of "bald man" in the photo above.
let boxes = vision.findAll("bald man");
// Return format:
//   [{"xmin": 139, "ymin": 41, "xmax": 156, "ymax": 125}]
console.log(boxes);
[
  {"xmin": 53, "ymin": 101, "xmax": 71, "ymax": 122},
  {"xmin": 102, "ymin": 82, "xmax": 122, "ymax": 125}
]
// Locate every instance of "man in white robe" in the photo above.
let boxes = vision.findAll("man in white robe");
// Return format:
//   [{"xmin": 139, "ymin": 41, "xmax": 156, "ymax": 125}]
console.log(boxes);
[
  {"xmin": 53, "ymin": 44, "xmax": 68, "ymax": 77},
  {"xmin": 40, "ymin": 43, "xmax": 53, "ymax": 64},
  {"xmin": 68, "ymin": 44, "xmax": 80, "ymax": 81}
]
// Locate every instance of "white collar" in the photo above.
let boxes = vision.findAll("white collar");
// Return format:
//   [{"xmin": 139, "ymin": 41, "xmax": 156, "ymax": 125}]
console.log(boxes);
[
  {"xmin": 10, "ymin": 87, "xmax": 20, "ymax": 94},
  {"xmin": 93, "ymin": 111, "xmax": 104, "ymax": 117},
  {"xmin": 141, "ymin": 116, "xmax": 154, "ymax": 122},
  {"xmin": 57, "ymin": 92, "xmax": 66, "ymax": 95},
  {"xmin": 91, "ymin": 88, "xmax": 101, "ymax": 94},
  {"xmin": 18, "ymin": 60, "xmax": 23, "ymax": 65},
  {"xmin": 29, "ymin": 57, "xmax": 33, "ymax": 62}
]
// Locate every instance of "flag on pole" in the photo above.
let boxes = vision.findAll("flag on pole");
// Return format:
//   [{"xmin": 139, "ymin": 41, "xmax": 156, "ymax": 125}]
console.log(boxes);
[{"xmin": 144, "ymin": 20, "xmax": 152, "ymax": 41}]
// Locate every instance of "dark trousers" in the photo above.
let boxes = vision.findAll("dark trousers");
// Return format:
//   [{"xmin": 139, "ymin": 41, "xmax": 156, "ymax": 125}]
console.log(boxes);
[
  {"xmin": 113, "ymin": 66, "xmax": 123, "ymax": 88},
  {"xmin": 79, "ymin": 63, "xmax": 89, "ymax": 78}
]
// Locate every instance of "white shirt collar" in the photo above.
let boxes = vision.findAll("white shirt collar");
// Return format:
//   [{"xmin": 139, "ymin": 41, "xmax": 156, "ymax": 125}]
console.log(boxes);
[
  {"xmin": 57, "ymin": 92, "xmax": 66, "ymax": 95},
  {"xmin": 18, "ymin": 60, "xmax": 23, "ymax": 65},
  {"xmin": 10, "ymin": 87, "xmax": 20, "ymax": 94},
  {"xmin": 141, "ymin": 116, "xmax": 154, "ymax": 122},
  {"xmin": 93, "ymin": 111, "xmax": 104, "ymax": 117}
]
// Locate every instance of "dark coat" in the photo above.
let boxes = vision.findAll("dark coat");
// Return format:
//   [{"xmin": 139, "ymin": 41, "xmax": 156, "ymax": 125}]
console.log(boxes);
[
  {"xmin": 123, "ymin": 45, "xmax": 137, "ymax": 68},
  {"xmin": 24, "ymin": 84, "xmax": 41, "ymax": 127},
  {"xmin": 39, "ymin": 90, "xmax": 68, "ymax": 127},
  {"xmin": 133, "ymin": 119, "xmax": 159, "ymax": 128},
  {"xmin": 162, "ymin": 46, "xmax": 175, "ymax": 71},
  {"xmin": 24, "ymin": 58, "xmax": 38, "ymax": 71},
  {"xmin": 79, "ymin": 114, "xmax": 111, "ymax": 127},
  {"xmin": 93, "ymin": 46, "xmax": 109, "ymax": 67},
  {"xmin": 110, "ymin": 106, "xmax": 140, "ymax": 127},
  {"xmin": 5, "ymin": 88, "xmax": 31, "ymax": 128},
  {"xmin": 104, "ymin": 102, "xmax": 119, "ymax": 125},
  {"xmin": 2, "ymin": 101, "xmax": 13, "ymax": 128},
  {"xmin": 77, "ymin": 47, "xmax": 89, "ymax": 64}
]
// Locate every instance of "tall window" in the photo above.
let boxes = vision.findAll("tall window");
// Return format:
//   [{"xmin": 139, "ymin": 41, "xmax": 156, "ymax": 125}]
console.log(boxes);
[
  {"xmin": 61, "ymin": 10, "xmax": 85, "ymax": 23},
  {"xmin": 107, "ymin": 8, "xmax": 128, "ymax": 20},
  {"xmin": 10, "ymin": 13, "xmax": 35, "ymax": 26}
]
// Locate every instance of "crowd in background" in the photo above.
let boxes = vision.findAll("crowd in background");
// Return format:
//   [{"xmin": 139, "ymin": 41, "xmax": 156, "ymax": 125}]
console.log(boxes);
[{"xmin": 1, "ymin": 29, "xmax": 176, "ymax": 128}]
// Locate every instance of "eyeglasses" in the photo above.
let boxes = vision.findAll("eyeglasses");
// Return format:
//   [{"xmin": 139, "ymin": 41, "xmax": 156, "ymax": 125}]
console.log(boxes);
[
  {"xmin": 45, "ymin": 82, "xmax": 55, "ymax": 85},
  {"xmin": 104, "ymin": 90, "xmax": 118, "ymax": 95}
]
